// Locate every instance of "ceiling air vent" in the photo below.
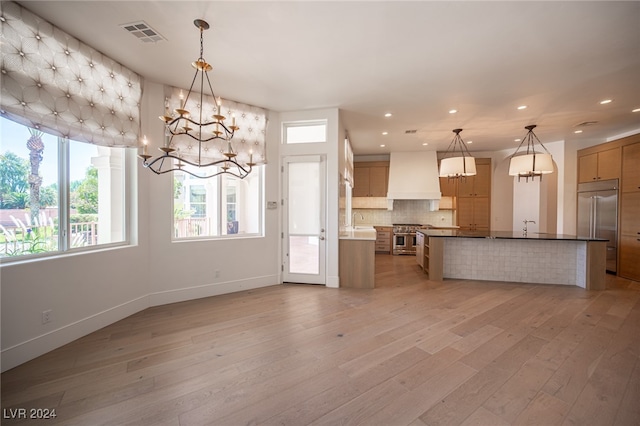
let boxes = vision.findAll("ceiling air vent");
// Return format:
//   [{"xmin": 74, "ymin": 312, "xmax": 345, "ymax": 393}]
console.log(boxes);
[
  {"xmin": 405, "ymin": 130, "xmax": 417, "ymax": 134},
  {"xmin": 575, "ymin": 121, "xmax": 598, "ymax": 127},
  {"xmin": 120, "ymin": 21, "xmax": 165, "ymax": 43}
]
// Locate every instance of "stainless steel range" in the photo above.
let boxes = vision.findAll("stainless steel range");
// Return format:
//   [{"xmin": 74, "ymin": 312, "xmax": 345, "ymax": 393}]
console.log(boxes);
[{"xmin": 392, "ymin": 224, "xmax": 428, "ymax": 255}]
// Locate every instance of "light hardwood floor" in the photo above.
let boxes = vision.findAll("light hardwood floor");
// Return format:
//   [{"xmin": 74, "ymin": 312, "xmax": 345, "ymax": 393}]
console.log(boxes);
[{"xmin": 2, "ymin": 255, "xmax": 639, "ymax": 425}]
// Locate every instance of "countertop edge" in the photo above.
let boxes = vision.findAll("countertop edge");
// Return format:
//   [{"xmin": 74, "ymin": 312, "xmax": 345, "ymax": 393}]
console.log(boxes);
[{"xmin": 417, "ymin": 229, "xmax": 608, "ymax": 242}]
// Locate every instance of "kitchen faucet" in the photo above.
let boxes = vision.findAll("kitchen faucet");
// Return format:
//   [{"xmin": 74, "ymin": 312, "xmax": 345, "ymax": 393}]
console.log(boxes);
[
  {"xmin": 352, "ymin": 212, "xmax": 364, "ymax": 227},
  {"xmin": 523, "ymin": 219, "xmax": 536, "ymax": 235}
]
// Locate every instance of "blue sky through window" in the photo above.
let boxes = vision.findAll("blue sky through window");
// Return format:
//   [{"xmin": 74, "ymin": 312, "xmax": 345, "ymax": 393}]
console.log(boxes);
[{"xmin": 1, "ymin": 117, "xmax": 95, "ymax": 185}]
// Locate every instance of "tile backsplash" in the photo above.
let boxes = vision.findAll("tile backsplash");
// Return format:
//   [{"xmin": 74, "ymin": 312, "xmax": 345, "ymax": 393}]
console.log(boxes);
[{"xmin": 354, "ymin": 199, "xmax": 454, "ymax": 226}]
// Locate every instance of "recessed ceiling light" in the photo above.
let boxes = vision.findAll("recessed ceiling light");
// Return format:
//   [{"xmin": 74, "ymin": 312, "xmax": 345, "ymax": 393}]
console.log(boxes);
[
  {"xmin": 382, "ymin": 131, "xmax": 388, "ymax": 135},
  {"xmin": 517, "ymin": 105, "xmax": 527, "ymax": 110},
  {"xmin": 380, "ymin": 144, "xmax": 385, "ymax": 147},
  {"xmin": 467, "ymin": 140, "xmax": 473, "ymax": 144},
  {"xmin": 384, "ymin": 113, "xmax": 392, "ymax": 117},
  {"xmin": 449, "ymin": 109, "xmax": 457, "ymax": 114},
  {"xmin": 574, "ymin": 130, "xmax": 583, "ymax": 134},
  {"xmin": 633, "ymin": 108, "xmax": 640, "ymax": 113},
  {"xmin": 600, "ymin": 99, "xmax": 612, "ymax": 105},
  {"xmin": 422, "ymin": 143, "xmax": 428, "ymax": 146}
]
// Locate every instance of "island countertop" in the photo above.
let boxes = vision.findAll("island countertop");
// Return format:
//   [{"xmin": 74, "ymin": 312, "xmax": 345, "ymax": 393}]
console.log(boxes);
[
  {"xmin": 417, "ymin": 229, "xmax": 607, "ymax": 242},
  {"xmin": 339, "ymin": 226, "xmax": 377, "ymax": 241}
]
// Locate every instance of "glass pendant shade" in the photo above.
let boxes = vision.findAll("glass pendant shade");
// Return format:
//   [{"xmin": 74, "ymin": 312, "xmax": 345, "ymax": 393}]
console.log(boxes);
[{"xmin": 439, "ymin": 156, "xmax": 477, "ymax": 177}]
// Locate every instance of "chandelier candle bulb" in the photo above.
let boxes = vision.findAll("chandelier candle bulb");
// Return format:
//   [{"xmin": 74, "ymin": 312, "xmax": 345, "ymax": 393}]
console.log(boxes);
[
  {"xmin": 143, "ymin": 136, "xmax": 148, "ymax": 155},
  {"xmin": 232, "ymin": 114, "xmax": 236, "ymax": 127}
]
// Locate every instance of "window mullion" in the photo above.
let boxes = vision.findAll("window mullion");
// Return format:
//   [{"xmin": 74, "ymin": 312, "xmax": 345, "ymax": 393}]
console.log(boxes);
[{"xmin": 58, "ymin": 138, "xmax": 70, "ymax": 252}]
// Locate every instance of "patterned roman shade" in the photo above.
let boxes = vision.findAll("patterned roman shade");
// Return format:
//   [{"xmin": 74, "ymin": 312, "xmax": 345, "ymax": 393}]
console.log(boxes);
[
  {"xmin": 164, "ymin": 86, "xmax": 267, "ymax": 166},
  {"xmin": 0, "ymin": 1, "xmax": 142, "ymax": 147}
]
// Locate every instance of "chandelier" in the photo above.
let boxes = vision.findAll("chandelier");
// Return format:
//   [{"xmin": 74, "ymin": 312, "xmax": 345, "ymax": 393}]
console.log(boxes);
[
  {"xmin": 138, "ymin": 19, "xmax": 255, "ymax": 179},
  {"xmin": 439, "ymin": 128, "xmax": 477, "ymax": 179},
  {"xmin": 508, "ymin": 125, "xmax": 553, "ymax": 182}
]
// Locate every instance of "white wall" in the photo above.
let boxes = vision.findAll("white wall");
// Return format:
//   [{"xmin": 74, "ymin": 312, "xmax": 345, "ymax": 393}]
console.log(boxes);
[
  {"xmin": 0, "ymin": 150, "xmax": 150, "ymax": 372},
  {"xmin": 144, "ymin": 82, "xmax": 281, "ymax": 306},
  {"xmin": 0, "ymin": 81, "xmax": 282, "ymax": 372}
]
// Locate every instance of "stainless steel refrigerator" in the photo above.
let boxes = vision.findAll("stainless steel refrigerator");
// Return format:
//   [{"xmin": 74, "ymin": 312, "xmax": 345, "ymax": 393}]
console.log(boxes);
[{"xmin": 577, "ymin": 179, "xmax": 618, "ymax": 273}]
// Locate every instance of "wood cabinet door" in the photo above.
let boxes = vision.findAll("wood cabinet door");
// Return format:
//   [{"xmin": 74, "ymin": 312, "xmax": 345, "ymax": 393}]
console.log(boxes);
[
  {"xmin": 596, "ymin": 147, "xmax": 621, "ymax": 181},
  {"xmin": 578, "ymin": 153, "xmax": 598, "ymax": 183},
  {"xmin": 457, "ymin": 197, "xmax": 475, "ymax": 228},
  {"xmin": 474, "ymin": 163, "xmax": 491, "ymax": 197},
  {"xmin": 353, "ymin": 167, "xmax": 370, "ymax": 197},
  {"xmin": 619, "ymin": 235, "xmax": 640, "ymax": 281},
  {"xmin": 622, "ymin": 143, "xmax": 640, "ymax": 193},
  {"xmin": 473, "ymin": 197, "xmax": 490, "ymax": 229},
  {"xmin": 620, "ymin": 192, "xmax": 640, "ymax": 235},
  {"xmin": 368, "ymin": 166, "xmax": 388, "ymax": 197},
  {"xmin": 457, "ymin": 176, "xmax": 475, "ymax": 197},
  {"xmin": 439, "ymin": 177, "xmax": 457, "ymax": 197}
]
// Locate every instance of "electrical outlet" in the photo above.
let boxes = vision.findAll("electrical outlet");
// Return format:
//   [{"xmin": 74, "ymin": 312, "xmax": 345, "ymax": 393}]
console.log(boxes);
[{"xmin": 42, "ymin": 310, "xmax": 52, "ymax": 324}]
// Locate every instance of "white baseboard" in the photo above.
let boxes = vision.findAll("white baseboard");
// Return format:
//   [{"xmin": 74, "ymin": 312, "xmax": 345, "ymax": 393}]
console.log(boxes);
[
  {"xmin": 148, "ymin": 275, "xmax": 280, "ymax": 306},
  {"xmin": 1, "ymin": 295, "xmax": 149, "ymax": 373},
  {"xmin": 1, "ymin": 275, "xmax": 280, "ymax": 373},
  {"xmin": 326, "ymin": 275, "xmax": 340, "ymax": 288}
]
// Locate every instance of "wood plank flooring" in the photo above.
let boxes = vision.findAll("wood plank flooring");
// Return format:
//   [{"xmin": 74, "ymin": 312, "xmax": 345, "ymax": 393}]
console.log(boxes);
[{"xmin": 2, "ymin": 255, "xmax": 640, "ymax": 425}]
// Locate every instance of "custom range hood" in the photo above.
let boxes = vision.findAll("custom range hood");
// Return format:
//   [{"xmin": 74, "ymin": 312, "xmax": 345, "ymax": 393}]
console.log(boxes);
[{"xmin": 386, "ymin": 151, "xmax": 442, "ymax": 211}]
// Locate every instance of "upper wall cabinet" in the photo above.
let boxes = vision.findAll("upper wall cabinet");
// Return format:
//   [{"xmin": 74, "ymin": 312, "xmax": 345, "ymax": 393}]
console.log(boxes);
[
  {"xmin": 353, "ymin": 161, "xmax": 389, "ymax": 197},
  {"xmin": 578, "ymin": 147, "xmax": 621, "ymax": 183}
]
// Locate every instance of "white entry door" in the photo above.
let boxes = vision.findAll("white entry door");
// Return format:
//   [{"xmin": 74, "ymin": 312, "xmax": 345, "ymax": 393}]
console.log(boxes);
[{"xmin": 282, "ymin": 155, "xmax": 326, "ymax": 284}]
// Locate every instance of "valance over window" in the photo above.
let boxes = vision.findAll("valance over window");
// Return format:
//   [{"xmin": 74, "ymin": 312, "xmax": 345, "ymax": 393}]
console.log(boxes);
[
  {"xmin": 0, "ymin": 1, "xmax": 142, "ymax": 147},
  {"xmin": 165, "ymin": 86, "xmax": 267, "ymax": 166}
]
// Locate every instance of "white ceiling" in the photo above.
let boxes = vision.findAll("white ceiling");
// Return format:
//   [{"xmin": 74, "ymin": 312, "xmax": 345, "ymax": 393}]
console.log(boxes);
[{"xmin": 16, "ymin": 1, "xmax": 640, "ymax": 155}]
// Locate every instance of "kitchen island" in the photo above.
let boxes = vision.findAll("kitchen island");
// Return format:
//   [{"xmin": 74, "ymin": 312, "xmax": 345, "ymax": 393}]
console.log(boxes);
[
  {"xmin": 417, "ymin": 230, "xmax": 608, "ymax": 290},
  {"xmin": 339, "ymin": 226, "xmax": 377, "ymax": 288}
]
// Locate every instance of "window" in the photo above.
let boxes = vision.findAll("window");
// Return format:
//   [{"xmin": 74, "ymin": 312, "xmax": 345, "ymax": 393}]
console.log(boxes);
[
  {"xmin": 0, "ymin": 117, "xmax": 127, "ymax": 260},
  {"xmin": 173, "ymin": 165, "xmax": 263, "ymax": 239},
  {"xmin": 283, "ymin": 121, "xmax": 327, "ymax": 144}
]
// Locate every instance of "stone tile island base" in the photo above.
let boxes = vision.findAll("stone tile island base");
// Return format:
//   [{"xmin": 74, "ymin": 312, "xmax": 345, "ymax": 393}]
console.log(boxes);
[{"xmin": 420, "ymin": 231, "xmax": 607, "ymax": 290}]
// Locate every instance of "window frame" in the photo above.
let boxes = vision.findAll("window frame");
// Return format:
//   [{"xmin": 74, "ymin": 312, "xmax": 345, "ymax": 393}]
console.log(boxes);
[
  {"xmin": 0, "ymin": 121, "xmax": 133, "ymax": 264},
  {"xmin": 172, "ymin": 165, "xmax": 265, "ymax": 242},
  {"xmin": 282, "ymin": 120, "xmax": 328, "ymax": 144}
]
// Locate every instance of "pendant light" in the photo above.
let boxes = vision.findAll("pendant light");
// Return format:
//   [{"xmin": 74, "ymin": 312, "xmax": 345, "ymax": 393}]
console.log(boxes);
[
  {"xmin": 439, "ymin": 128, "xmax": 477, "ymax": 179},
  {"xmin": 508, "ymin": 125, "xmax": 553, "ymax": 182}
]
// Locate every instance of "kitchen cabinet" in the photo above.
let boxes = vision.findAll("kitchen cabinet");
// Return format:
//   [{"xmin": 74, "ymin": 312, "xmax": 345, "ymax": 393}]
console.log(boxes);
[
  {"xmin": 439, "ymin": 176, "xmax": 457, "ymax": 198},
  {"xmin": 423, "ymin": 235, "xmax": 443, "ymax": 281},
  {"xmin": 621, "ymin": 142, "xmax": 640, "ymax": 193},
  {"xmin": 455, "ymin": 158, "xmax": 491, "ymax": 231},
  {"xmin": 578, "ymin": 147, "xmax": 621, "ymax": 183},
  {"xmin": 353, "ymin": 161, "xmax": 389, "ymax": 197},
  {"xmin": 339, "ymin": 239, "xmax": 375, "ymax": 288},
  {"xmin": 619, "ymin": 141, "xmax": 640, "ymax": 281},
  {"xmin": 375, "ymin": 226, "xmax": 392, "ymax": 254}
]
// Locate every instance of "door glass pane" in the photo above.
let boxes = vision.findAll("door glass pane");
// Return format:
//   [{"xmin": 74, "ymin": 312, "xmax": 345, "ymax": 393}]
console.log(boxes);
[
  {"xmin": 288, "ymin": 162, "xmax": 320, "ymax": 234},
  {"xmin": 289, "ymin": 236, "xmax": 319, "ymax": 274}
]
